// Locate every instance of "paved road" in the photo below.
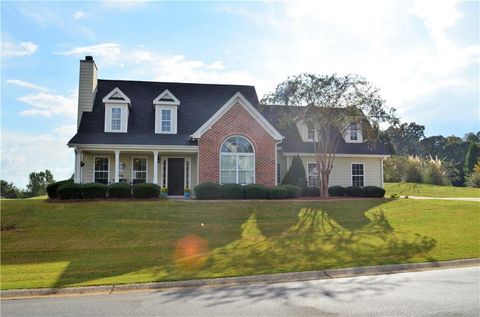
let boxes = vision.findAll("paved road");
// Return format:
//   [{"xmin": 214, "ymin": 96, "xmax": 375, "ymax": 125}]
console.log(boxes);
[{"xmin": 2, "ymin": 267, "xmax": 479, "ymax": 317}]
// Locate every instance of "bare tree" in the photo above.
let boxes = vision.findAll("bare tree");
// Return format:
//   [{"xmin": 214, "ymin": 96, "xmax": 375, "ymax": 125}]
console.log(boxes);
[{"xmin": 262, "ymin": 73, "xmax": 398, "ymax": 196}]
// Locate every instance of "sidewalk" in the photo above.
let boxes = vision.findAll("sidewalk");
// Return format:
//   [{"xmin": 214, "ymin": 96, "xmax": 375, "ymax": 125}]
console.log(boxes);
[{"xmin": 400, "ymin": 195, "xmax": 480, "ymax": 202}]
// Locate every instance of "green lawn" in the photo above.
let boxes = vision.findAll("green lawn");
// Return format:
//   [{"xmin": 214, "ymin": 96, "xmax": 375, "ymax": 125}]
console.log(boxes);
[
  {"xmin": 1, "ymin": 198, "xmax": 478, "ymax": 290},
  {"xmin": 385, "ymin": 182, "xmax": 480, "ymax": 198}
]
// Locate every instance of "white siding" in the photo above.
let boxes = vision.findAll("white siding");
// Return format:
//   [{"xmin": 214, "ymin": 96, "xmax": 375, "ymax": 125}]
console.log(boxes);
[{"xmin": 77, "ymin": 60, "xmax": 97, "ymax": 128}]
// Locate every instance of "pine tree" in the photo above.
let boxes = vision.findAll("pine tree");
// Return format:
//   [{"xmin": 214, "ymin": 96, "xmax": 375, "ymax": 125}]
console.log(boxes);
[{"xmin": 464, "ymin": 142, "xmax": 480, "ymax": 175}]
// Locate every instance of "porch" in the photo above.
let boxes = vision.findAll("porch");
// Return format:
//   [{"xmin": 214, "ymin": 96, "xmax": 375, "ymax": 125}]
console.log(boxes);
[{"xmin": 73, "ymin": 146, "xmax": 198, "ymax": 195}]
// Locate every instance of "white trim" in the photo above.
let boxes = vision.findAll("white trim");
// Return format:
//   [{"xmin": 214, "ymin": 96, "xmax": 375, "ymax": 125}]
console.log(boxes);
[
  {"xmin": 282, "ymin": 152, "xmax": 390, "ymax": 159},
  {"xmin": 191, "ymin": 92, "xmax": 283, "ymax": 141},
  {"xmin": 131, "ymin": 156, "xmax": 148, "ymax": 183},
  {"xmin": 162, "ymin": 156, "xmax": 191, "ymax": 190},
  {"xmin": 344, "ymin": 122, "xmax": 363, "ymax": 143},
  {"xmin": 219, "ymin": 135, "xmax": 256, "ymax": 185},
  {"xmin": 93, "ymin": 156, "xmax": 110, "ymax": 184},
  {"xmin": 153, "ymin": 151, "xmax": 159, "ymax": 185},
  {"xmin": 104, "ymin": 104, "xmax": 128, "ymax": 133},
  {"xmin": 153, "ymin": 89, "xmax": 180, "ymax": 106},
  {"xmin": 155, "ymin": 105, "xmax": 177, "ymax": 134},
  {"xmin": 102, "ymin": 87, "xmax": 131, "ymax": 104},
  {"xmin": 351, "ymin": 162, "xmax": 365, "ymax": 187},
  {"xmin": 69, "ymin": 143, "xmax": 198, "ymax": 152},
  {"xmin": 306, "ymin": 162, "xmax": 320, "ymax": 187}
]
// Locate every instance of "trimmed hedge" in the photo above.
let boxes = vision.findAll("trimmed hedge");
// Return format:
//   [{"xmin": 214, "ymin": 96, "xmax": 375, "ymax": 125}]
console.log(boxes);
[
  {"xmin": 345, "ymin": 186, "xmax": 365, "ymax": 197},
  {"xmin": 281, "ymin": 155, "xmax": 307, "ymax": 190},
  {"xmin": 108, "ymin": 183, "xmax": 132, "ymax": 198},
  {"xmin": 328, "ymin": 186, "xmax": 346, "ymax": 197},
  {"xmin": 57, "ymin": 183, "xmax": 82, "ymax": 200},
  {"xmin": 82, "ymin": 183, "xmax": 107, "ymax": 199},
  {"xmin": 303, "ymin": 187, "xmax": 320, "ymax": 197},
  {"xmin": 282, "ymin": 184, "xmax": 302, "ymax": 198},
  {"xmin": 364, "ymin": 186, "xmax": 386, "ymax": 198},
  {"xmin": 244, "ymin": 184, "xmax": 268, "ymax": 199},
  {"xmin": 47, "ymin": 179, "xmax": 73, "ymax": 199},
  {"xmin": 268, "ymin": 186, "xmax": 288, "ymax": 199},
  {"xmin": 222, "ymin": 184, "xmax": 245, "ymax": 199},
  {"xmin": 132, "ymin": 183, "xmax": 160, "ymax": 199},
  {"xmin": 194, "ymin": 182, "xmax": 223, "ymax": 200}
]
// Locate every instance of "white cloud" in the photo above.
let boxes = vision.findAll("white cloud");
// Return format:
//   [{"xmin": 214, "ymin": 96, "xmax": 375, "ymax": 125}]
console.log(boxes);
[
  {"xmin": 72, "ymin": 10, "xmax": 86, "ymax": 20},
  {"xmin": 6, "ymin": 79, "xmax": 48, "ymax": 91},
  {"xmin": 101, "ymin": 0, "xmax": 150, "ymax": 10},
  {"xmin": 17, "ymin": 91, "xmax": 77, "ymax": 117},
  {"xmin": 1, "ymin": 40, "xmax": 38, "ymax": 57},
  {"xmin": 0, "ymin": 129, "xmax": 74, "ymax": 188}
]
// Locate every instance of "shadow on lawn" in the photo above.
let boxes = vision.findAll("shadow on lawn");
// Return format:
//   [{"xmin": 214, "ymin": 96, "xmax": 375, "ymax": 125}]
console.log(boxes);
[{"xmin": 1, "ymin": 199, "xmax": 436, "ymax": 289}]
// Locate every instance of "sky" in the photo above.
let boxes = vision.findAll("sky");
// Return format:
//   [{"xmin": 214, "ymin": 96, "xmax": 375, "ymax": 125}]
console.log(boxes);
[{"xmin": 1, "ymin": 0, "xmax": 479, "ymax": 188}]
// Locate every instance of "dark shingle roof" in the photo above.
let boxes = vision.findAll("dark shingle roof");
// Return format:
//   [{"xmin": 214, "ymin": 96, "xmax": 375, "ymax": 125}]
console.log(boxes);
[
  {"xmin": 68, "ymin": 79, "xmax": 259, "ymax": 146},
  {"xmin": 260, "ymin": 104, "xmax": 391, "ymax": 155}
]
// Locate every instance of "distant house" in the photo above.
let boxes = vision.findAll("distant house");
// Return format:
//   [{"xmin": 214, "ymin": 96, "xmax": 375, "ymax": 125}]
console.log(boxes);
[{"xmin": 68, "ymin": 56, "xmax": 389, "ymax": 195}]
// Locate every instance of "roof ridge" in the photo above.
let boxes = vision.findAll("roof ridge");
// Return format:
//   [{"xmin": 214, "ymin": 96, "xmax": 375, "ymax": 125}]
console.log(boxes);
[{"xmin": 98, "ymin": 78, "xmax": 255, "ymax": 88}]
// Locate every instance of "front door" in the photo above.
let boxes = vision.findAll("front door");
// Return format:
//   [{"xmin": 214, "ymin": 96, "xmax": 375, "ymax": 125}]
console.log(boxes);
[{"xmin": 167, "ymin": 158, "xmax": 185, "ymax": 195}]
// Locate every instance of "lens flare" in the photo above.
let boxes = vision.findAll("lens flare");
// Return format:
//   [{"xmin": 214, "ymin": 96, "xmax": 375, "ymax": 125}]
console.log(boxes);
[{"xmin": 173, "ymin": 234, "xmax": 209, "ymax": 271}]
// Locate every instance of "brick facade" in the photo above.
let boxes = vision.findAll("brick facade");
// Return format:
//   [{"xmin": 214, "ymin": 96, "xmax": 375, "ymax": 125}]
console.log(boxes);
[{"xmin": 198, "ymin": 102, "xmax": 277, "ymax": 187}]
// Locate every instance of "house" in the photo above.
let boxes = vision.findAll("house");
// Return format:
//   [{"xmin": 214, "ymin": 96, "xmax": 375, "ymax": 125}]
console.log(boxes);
[{"xmin": 68, "ymin": 56, "xmax": 389, "ymax": 195}]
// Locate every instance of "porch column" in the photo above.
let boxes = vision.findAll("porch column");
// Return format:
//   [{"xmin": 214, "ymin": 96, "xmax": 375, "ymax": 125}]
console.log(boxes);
[
  {"xmin": 74, "ymin": 149, "xmax": 81, "ymax": 184},
  {"xmin": 114, "ymin": 150, "xmax": 120, "ymax": 183},
  {"xmin": 153, "ymin": 150, "xmax": 159, "ymax": 185}
]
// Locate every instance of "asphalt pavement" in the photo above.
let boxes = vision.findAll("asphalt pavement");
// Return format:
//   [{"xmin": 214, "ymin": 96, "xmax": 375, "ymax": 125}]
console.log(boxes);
[{"xmin": 2, "ymin": 267, "xmax": 479, "ymax": 317}]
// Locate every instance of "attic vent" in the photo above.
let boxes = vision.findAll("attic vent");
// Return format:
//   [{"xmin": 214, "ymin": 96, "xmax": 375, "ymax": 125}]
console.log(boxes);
[{"xmin": 153, "ymin": 89, "xmax": 180, "ymax": 106}]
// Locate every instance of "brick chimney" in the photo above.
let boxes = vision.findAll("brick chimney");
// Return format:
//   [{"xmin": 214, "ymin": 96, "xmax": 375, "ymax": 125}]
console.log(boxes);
[{"xmin": 77, "ymin": 56, "xmax": 98, "ymax": 129}]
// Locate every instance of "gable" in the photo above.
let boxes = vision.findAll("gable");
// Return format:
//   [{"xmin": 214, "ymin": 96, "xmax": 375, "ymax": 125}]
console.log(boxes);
[
  {"xmin": 153, "ymin": 89, "xmax": 180, "ymax": 106},
  {"xmin": 191, "ymin": 92, "xmax": 283, "ymax": 141},
  {"xmin": 102, "ymin": 87, "xmax": 131, "ymax": 105}
]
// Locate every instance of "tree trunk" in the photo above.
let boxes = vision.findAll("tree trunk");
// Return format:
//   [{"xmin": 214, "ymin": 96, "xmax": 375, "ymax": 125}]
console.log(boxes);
[{"xmin": 320, "ymin": 170, "xmax": 330, "ymax": 197}]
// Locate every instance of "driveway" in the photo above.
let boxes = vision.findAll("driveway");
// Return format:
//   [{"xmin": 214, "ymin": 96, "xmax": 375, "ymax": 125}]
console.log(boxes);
[{"xmin": 2, "ymin": 267, "xmax": 479, "ymax": 317}]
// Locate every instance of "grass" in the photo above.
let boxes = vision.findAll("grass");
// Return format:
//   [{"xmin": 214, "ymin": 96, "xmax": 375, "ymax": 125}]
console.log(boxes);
[
  {"xmin": 385, "ymin": 182, "xmax": 480, "ymax": 198},
  {"xmin": 1, "ymin": 198, "xmax": 479, "ymax": 290}
]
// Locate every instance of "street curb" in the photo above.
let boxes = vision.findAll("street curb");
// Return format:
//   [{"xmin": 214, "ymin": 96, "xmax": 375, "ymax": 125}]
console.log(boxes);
[{"xmin": 2, "ymin": 258, "xmax": 478, "ymax": 299}]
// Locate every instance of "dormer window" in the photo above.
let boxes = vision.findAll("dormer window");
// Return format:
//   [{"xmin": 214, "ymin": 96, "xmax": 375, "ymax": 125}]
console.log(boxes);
[
  {"xmin": 161, "ymin": 109, "xmax": 172, "ymax": 132},
  {"xmin": 346, "ymin": 122, "xmax": 362, "ymax": 143},
  {"xmin": 111, "ymin": 107, "xmax": 122, "ymax": 131},
  {"xmin": 103, "ymin": 87, "xmax": 130, "ymax": 133},
  {"xmin": 307, "ymin": 126, "xmax": 316, "ymax": 141},
  {"xmin": 154, "ymin": 89, "xmax": 180, "ymax": 134}
]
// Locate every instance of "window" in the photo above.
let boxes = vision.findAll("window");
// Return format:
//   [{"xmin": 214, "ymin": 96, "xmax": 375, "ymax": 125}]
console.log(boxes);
[
  {"xmin": 220, "ymin": 136, "xmax": 255, "ymax": 185},
  {"xmin": 161, "ymin": 109, "xmax": 172, "ymax": 132},
  {"xmin": 185, "ymin": 160, "xmax": 190, "ymax": 188},
  {"xmin": 348, "ymin": 122, "xmax": 360, "ymax": 142},
  {"xmin": 94, "ymin": 157, "xmax": 109, "ymax": 184},
  {"xmin": 307, "ymin": 126, "xmax": 315, "ymax": 140},
  {"xmin": 277, "ymin": 163, "xmax": 281, "ymax": 185},
  {"xmin": 307, "ymin": 163, "xmax": 320, "ymax": 187},
  {"xmin": 352, "ymin": 163, "xmax": 364, "ymax": 187},
  {"xmin": 111, "ymin": 107, "xmax": 121, "ymax": 131},
  {"xmin": 132, "ymin": 158, "xmax": 147, "ymax": 183},
  {"xmin": 162, "ymin": 159, "xmax": 167, "ymax": 187}
]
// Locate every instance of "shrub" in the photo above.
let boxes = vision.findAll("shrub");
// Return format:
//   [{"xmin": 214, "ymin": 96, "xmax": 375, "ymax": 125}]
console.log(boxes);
[
  {"xmin": 466, "ymin": 160, "xmax": 480, "ymax": 188},
  {"xmin": 268, "ymin": 186, "xmax": 288, "ymax": 199},
  {"xmin": 133, "ymin": 183, "xmax": 160, "ymax": 199},
  {"xmin": 222, "ymin": 184, "xmax": 245, "ymax": 199},
  {"xmin": 108, "ymin": 183, "xmax": 132, "ymax": 198},
  {"xmin": 328, "ymin": 186, "xmax": 345, "ymax": 197},
  {"xmin": 244, "ymin": 184, "xmax": 268, "ymax": 199},
  {"xmin": 57, "ymin": 183, "xmax": 82, "ymax": 200},
  {"xmin": 82, "ymin": 183, "xmax": 107, "ymax": 199},
  {"xmin": 303, "ymin": 186, "xmax": 320, "ymax": 197},
  {"xmin": 364, "ymin": 186, "xmax": 386, "ymax": 198},
  {"xmin": 47, "ymin": 179, "xmax": 73, "ymax": 199},
  {"xmin": 282, "ymin": 184, "xmax": 302, "ymax": 198},
  {"xmin": 194, "ymin": 182, "xmax": 223, "ymax": 200},
  {"xmin": 344, "ymin": 186, "xmax": 365, "ymax": 197},
  {"xmin": 281, "ymin": 155, "xmax": 307, "ymax": 190}
]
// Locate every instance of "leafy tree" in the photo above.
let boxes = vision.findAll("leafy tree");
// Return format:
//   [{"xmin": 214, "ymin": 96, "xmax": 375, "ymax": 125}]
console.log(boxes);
[
  {"xmin": 464, "ymin": 142, "xmax": 480, "ymax": 176},
  {"xmin": 385, "ymin": 122, "xmax": 425, "ymax": 156},
  {"xmin": 0, "ymin": 180, "xmax": 20, "ymax": 198},
  {"xmin": 466, "ymin": 160, "xmax": 480, "ymax": 188},
  {"xmin": 263, "ymin": 73, "xmax": 398, "ymax": 196},
  {"xmin": 281, "ymin": 155, "xmax": 307, "ymax": 189},
  {"xmin": 25, "ymin": 170, "xmax": 55, "ymax": 197},
  {"xmin": 464, "ymin": 132, "xmax": 480, "ymax": 144},
  {"xmin": 420, "ymin": 135, "xmax": 446, "ymax": 158}
]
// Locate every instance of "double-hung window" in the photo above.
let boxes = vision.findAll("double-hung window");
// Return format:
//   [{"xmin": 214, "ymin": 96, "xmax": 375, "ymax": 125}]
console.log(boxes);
[
  {"xmin": 132, "ymin": 158, "xmax": 147, "ymax": 183},
  {"xmin": 349, "ymin": 123, "xmax": 359, "ymax": 141},
  {"xmin": 94, "ymin": 157, "xmax": 109, "ymax": 184},
  {"xmin": 352, "ymin": 163, "xmax": 364, "ymax": 187},
  {"xmin": 111, "ymin": 107, "xmax": 122, "ymax": 131},
  {"xmin": 307, "ymin": 126, "xmax": 315, "ymax": 141},
  {"xmin": 307, "ymin": 163, "xmax": 320, "ymax": 187},
  {"xmin": 220, "ymin": 136, "xmax": 255, "ymax": 185},
  {"xmin": 161, "ymin": 109, "xmax": 172, "ymax": 132}
]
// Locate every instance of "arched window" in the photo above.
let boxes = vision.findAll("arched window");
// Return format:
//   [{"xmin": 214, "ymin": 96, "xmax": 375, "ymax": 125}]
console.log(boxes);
[{"xmin": 220, "ymin": 136, "xmax": 255, "ymax": 184}]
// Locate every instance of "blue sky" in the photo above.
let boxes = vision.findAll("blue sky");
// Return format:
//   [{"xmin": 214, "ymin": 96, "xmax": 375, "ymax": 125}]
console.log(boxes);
[{"xmin": 1, "ymin": 0, "xmax": 479, "ymax": 187}]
